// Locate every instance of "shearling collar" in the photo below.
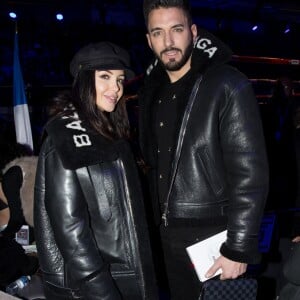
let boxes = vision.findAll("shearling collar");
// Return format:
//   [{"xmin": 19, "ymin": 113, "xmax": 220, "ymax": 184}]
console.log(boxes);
[
  {"xmin": 46, "ymin": 110, "xmax": 126, "ymax": 170},
  {"xmin": 144, "ymin": 28, "xmax": 233, "ymax": 86}
]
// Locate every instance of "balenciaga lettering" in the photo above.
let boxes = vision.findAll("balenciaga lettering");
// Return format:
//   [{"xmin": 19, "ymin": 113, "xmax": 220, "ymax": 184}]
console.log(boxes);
[
  {"xmin": 62, "ymin": 110, "xmax": 92, "ymax": 148},
  {"xmin": 195, "ymin": 37, "xmax": 218, "ymax": 58}
]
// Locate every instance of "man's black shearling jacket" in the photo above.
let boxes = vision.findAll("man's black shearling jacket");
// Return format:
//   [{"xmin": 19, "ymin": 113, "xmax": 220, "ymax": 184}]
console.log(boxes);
[
  {"xmin": 139, "ymin": 29, "xmax": 269, "ymax": 263},
  {"xmin": 34, "ymin": 112, "xmax": 158, "ymax": 299}
]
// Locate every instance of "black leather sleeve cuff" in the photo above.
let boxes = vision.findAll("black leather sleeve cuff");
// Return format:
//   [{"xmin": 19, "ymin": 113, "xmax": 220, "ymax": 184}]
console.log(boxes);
[{"xmin": 220, "ymin": 242, "xmax": 261, "ymax": 264}]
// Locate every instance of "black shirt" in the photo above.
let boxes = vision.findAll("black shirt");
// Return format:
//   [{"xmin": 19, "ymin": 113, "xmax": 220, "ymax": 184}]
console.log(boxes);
[{"xmin": 153, "ymin": 70, "xmax": 197, "ymax": 210}]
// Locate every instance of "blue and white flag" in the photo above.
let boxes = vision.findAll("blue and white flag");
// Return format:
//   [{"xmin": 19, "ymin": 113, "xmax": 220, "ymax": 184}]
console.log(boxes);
[{"xmin": 13, "ymin": 29, "xmax": 33, "ymax": 150}]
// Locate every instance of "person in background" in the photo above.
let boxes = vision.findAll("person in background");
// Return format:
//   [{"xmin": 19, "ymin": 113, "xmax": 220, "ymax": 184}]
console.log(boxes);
[
  {"xmin": 138, "ymin": 0, "xmax": 269, "ymax": 298},
  {"xmin": 0, "ymin": 141, "xmax": 39, "ymax": 290},
  {"xmin": 295, "ymin": 105, "xmax": 300, "ymax": 210},
  {"xmin": 265, "ymin": 77, "xmax": 297, "ymax": 212},
  {"xmin": 1, "ymin": 143, "xmax": 37, "ymax": 231},
  {"xmin": 277, "ymin": 104, "xmax": 300, "ymax": 300},
  {"xmin": 34, "ymin": 41, "xmax": 158, "ymax": 299}
]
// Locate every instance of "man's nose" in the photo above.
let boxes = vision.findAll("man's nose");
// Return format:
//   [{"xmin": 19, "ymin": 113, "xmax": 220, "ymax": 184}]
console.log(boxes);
[{"xmin": 164, "ymin": 31, "xmax": 174, "ymax": 47}]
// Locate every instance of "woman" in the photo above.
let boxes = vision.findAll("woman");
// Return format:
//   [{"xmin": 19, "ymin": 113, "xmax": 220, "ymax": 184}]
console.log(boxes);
[{"xmin": 34, "ymin": 42, "xmax": 157, "ymax": 299}]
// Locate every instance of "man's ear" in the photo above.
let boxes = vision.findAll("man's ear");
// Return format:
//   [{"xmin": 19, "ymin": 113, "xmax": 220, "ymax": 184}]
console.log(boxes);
[
  {"xmin": 146, "ymin": 33, "xmax": 153, "ymax": 50},
  {"xmin": 191, "ymin": 24, "xmax": 198, "ymax": 43}
]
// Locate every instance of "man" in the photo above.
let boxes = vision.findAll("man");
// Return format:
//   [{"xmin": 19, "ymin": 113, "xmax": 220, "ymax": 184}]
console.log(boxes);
[{"xmin": 139, "ymin": 0, "xmax": 269, "ymax": 299}]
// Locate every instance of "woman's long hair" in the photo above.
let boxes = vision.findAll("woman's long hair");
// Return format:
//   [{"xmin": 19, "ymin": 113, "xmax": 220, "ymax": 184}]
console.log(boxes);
[{"xmin": 48, "ymin": 70, "xmax": 130, "ymax": 140}]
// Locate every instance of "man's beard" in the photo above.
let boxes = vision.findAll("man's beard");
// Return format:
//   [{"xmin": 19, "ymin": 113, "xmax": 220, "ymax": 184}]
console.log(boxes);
[{"xmin": 158, "ymin": 40, "xmax": 194, "ymax": 71}]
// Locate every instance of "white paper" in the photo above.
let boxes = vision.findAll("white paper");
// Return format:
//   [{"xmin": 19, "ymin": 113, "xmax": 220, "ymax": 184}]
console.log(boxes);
[
  {"xmin": 15, "ymin": 225, "xmax": 30, "ymax": 246},
  {"xmin": 186, "ymin": 230, "xmax": 227, "ymax": 282}
]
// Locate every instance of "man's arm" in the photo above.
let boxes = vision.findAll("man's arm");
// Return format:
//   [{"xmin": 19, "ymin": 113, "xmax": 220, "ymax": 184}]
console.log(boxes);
[{"xmin": 218, "ymin": 74, "xmax": 269, "ymax": 264}]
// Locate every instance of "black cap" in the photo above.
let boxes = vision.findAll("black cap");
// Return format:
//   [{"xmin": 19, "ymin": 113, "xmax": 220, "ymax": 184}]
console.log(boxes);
[{"xmin": 70, "ymin": 42, "xmax": 135, "ymax": 79}]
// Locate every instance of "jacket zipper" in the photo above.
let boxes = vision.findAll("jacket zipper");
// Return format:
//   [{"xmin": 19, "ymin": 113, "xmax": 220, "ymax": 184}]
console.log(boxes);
[{"xmin": 162, "ymin": 75, "xmax": 203, "ymax": 226}]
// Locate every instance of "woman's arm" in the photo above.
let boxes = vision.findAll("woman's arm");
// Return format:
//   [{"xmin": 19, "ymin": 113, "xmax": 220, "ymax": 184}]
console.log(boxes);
[{"xmin": 42, "ymin": 139, "xmax": 121, "ymax": 299}]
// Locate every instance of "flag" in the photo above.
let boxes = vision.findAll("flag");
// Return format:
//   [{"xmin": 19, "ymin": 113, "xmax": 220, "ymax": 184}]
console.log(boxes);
[{"xmin": 13, "ymin": 28, "xmax": 33, "ymax": 150}]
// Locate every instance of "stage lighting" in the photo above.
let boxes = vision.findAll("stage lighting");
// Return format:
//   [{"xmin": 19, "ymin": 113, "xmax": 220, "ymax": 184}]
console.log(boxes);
[
  {"xmin": 252, "ymin": 24, "xmax": 258, "ymax": 31},
  {"xmin": 284, "ymin": 25, "xmax": 290, "ymax": 34},
  {"xmin": 56, "ymin": 13, "xmax": 64, "ymax": 21},
  {"xmin": 9, "ymin": 12, "xmax": 17, "ymax": 19}
]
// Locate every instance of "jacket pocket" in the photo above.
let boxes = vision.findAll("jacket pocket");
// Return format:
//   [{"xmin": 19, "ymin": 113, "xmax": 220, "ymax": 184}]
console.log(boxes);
[
  {"xmin": 197, "ymin": 146, "xmax": 225, "ymax": 197},
  {"xmin": 44, "ymin": 279, "xmax": 82, "ymax": 299}
]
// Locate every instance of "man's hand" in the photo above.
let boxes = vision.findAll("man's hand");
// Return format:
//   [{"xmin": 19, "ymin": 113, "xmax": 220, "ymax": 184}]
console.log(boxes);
[{"xmin": 205, "ymin": 255, "xmax": 247, "ymax": 280}]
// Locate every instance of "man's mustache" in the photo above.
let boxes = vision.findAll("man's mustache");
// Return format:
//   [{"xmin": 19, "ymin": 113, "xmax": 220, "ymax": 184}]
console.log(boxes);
[{"xmin": 160, "ymin": 47, "xmax": 181, "ymax": 56}]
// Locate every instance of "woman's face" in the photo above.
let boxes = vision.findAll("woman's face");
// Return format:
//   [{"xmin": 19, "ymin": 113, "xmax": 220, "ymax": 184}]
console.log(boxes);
[{"xmin": 95, "ymin": 70, "xmax": 125, "ymax": 112}]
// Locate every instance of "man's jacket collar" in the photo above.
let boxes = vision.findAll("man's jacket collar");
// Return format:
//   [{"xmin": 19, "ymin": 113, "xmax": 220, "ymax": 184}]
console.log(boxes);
[{"xmin": 145, "ymin": 28, "xmax": 233, "ymax": 85}]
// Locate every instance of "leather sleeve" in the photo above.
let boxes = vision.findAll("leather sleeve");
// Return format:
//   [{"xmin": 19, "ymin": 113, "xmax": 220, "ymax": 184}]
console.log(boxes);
[
  {"xmin": 219, "ymin": 77, "xmax": 269, "ymax": 263},
  {"xmin": 39, "ymin": 138, "xmax": 121, "ymax": 299}
]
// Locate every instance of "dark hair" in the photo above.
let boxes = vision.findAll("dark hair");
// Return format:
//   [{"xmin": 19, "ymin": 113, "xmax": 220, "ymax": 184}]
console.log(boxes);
[
  {"xmin": 0, "ymin": 141, "xmax": 33, "ymax": 171},
  {"xmin": 49, "ymin": 70, "xmax": 130, "ymax": 141},
  {"xmin": 143, "ymin": 0, "xmax": 193, "ymax": 27},
  {"xmin": 271, "ymin": 78, "xmax": 294, "ymax": 111}
]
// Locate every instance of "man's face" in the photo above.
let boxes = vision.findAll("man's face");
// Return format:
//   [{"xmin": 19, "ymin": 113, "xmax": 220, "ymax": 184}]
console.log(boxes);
[{"xmin": 146, "ymin": 7, "xmax": 197, "ymax": 73}]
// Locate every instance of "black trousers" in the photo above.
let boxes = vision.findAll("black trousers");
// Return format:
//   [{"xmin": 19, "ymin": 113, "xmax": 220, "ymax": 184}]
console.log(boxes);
[{"xmin": 159, "ymin": 220, "xmax": 226, "ymax": 300}]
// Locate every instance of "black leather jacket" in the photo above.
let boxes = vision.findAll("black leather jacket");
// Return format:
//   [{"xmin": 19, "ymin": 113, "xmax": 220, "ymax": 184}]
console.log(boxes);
[
  {"xmin": 139, "ymin": 30, "xmax": 269, "ymax": 263},
  {"xmin": 34, "ymin": 112, "xmax": 157, "ymax": 299}
]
